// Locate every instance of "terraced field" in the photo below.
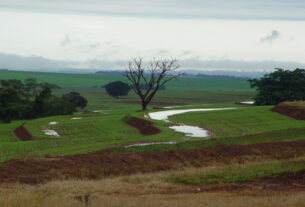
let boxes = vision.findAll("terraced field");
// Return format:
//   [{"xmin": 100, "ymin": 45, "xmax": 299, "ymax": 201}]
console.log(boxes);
[
  {"xmin": 1, "ymin": 93, "xmax": 305, "ymax": 161},
  {"xmin": 1, "ymin": 73, "xmax": 305, "ymax": 207}
]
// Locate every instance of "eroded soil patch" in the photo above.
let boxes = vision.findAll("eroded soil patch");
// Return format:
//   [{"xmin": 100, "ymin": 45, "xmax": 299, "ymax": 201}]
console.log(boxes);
[
  {"xmin": 13, "ymin": 124, "xmax": 33, "ymax": 141},
  {"xmin": 125, "ymin": 117, "xmax": 161, "ymax": 135},
  {"xmin": 2, "ymin": 140, "xmax": 305, "ymax": 184},
  {"xmin": 272, "ymin": 103, "xmax": 305, "ymax": 120}
]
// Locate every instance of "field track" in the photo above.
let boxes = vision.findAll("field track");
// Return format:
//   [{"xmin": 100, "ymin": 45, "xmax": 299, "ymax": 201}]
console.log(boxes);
[{"xmin": 1, "ymin": 139, "xmax": 305, "ymax": 185}]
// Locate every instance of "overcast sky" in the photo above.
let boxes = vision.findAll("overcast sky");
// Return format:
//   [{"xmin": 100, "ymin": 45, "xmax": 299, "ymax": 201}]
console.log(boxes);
[{"xmin": 0, "ymin": 0, "xmax": 305, "ymax": 71}]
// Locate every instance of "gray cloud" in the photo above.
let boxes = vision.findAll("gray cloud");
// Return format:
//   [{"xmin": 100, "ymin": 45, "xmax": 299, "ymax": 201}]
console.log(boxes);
[
  {"xmin": 60, "ymin": 34, "xmax": 101, "ymax": 51},
  {"xmin": 180, "ymin": 58, "xmax": 305, "ymax": 71},
  {"xmin": 1, "ymin": 52, "xmax": 305, "ymax": 72},
  {"xmin": 260, "ymin": 30, "xmax": 280, "ymax": 43},
  {"xmin": 1, "ymin": 0, "xmax": 305, "ymax": 20},
  {"xmin": 0, "ymin": 53, "xmax": 72, "ymax": 71}
]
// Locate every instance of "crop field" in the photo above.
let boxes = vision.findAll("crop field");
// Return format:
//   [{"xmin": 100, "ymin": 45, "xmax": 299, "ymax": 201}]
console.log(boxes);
[
  {"xmin": 1, "ymin": 71, "xmax": 305, "ymax": 207},
  {"xmin": 0, "ymin": 70, "xmax": 252, "ymax": 91}
]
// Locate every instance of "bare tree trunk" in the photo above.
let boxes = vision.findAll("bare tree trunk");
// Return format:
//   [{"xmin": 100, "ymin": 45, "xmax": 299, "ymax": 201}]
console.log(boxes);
[
  {"xmin": 124, "ymin": 58, "xmax": 183, "ymax": 111},
  {"xmin": 142, "ymin": 102, "xmax": 147, "ymax": 110}
]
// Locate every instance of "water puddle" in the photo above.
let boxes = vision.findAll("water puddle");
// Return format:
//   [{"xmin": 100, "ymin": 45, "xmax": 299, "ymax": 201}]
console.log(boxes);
[
  {"xmin": 49, "ymin": 122, "xmax": 58, "ymax": 125},
  {"xmin": 71, "ymin": 117, "xmax": 82, "ymax": 120},
  {"xmin": 163, "ymin": 104, "xmax": 210, "ymax": 109},
  {"xmin": 240, "ymin": 101, "xmax": 254, "ymax": 105},
  {"xmin": 146, "ymin": 108, "xmax": 236, "ymax": 138},
  {"xmin": 163, "ymin": 106, "xmax": 180, "ymax": 109},
  {"xmin": 147, "ymin": 108, "xmax": 236, "ymax": 122},
  {"xmin": 124, "ymin": 141, "xmax": 176, "ymax": 148},
  {"xmin": 43, "ymin": 130, "xmax": 60, "ymax": 137},
  {"xmin": 169, "ymin": 125, "xmax": 209, "ymax": 137}
]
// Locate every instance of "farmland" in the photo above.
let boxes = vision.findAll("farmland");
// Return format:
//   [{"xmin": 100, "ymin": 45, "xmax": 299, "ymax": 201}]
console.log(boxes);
[
  {"xmin": 1, "ymin": 71, "xmax": 305, "ymax": 207},
  {"xmin": 0, "ymin": 69, "xmax": 252, "ymax": 91}
]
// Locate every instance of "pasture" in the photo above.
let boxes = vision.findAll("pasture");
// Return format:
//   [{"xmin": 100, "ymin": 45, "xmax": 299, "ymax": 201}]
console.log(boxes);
[
  {"xmin": 1, "ymin": 88, "xmax": 305, "ymax": 162},
  {"xmin": 1, "ymin": 71, "xmax": 305, "ymax": 207}
]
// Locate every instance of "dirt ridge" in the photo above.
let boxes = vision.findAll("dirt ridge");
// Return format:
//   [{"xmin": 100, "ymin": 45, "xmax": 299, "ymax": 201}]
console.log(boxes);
[
  {"xmin": 272, "ymin": 103, "xmax": 305, "ymax": 120},
  {"xmin": 13, "ymin": 124, "xmax": 33, "ymax": 141},
  {"xmin": 125, "ymin": 117, "xmax": 161, "ymax": 135},
  {"xmin": 2, "ymin": 140, "xmax": 305, "ymax": 184}
]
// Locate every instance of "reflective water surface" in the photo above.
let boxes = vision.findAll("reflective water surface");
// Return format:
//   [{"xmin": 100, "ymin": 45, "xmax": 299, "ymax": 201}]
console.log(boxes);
[{"xmin": 146, "ymin": 108, "xmax": 236, "ymax": 137}]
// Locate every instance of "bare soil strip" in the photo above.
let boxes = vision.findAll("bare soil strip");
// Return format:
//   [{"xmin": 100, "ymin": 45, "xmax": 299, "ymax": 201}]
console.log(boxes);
[
  {"xmin": 13, "ymin": 124, "xmax": 33, "ymax": 141},
  {"xmin": 272, "ymin": 103, "xmax": 305, "ymax": 120},
  {"xmin": 1, "ymin": 140, "xmax": 305, "ymax": 184},
  {"xmin": 125, "ymin": 117, "xmax": 161, "ymax": 135}
]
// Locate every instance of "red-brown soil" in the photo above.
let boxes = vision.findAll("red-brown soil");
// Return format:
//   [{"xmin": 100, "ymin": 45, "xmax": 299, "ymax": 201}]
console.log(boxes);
[
  {"xmin": 2, "ymin": 140, "xmax": 305, "ymax": 184},
  {"xmin": 123, "ymin": 101, "xmax": 184, "ymax": 106},
  {"xmin": 13, "ymin": 124, "xmax": 33, "ymax": 141},
  {"xmin": 272, "ymin": 103, "xmax": 305, "ymax": 120},
  {"xmin": 125, "ymin": 117, "xmax": 161, "ymax": 135}
]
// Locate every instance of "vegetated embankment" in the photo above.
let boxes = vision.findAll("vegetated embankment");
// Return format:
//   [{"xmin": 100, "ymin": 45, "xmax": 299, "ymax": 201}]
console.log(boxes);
[
  {"xmin": 272, "ymin": 101, "xmax": 305, "ymax": 120},
  {"xmin": 1, "ymin": 139, "xmax": 305, "ymax": 184},
  {"xmin": 13, "ymin": 124, "xmax": 33, "ymax": 141},
  {"xmin": 125, "ymin": 116, "xmax": 160, "ymax": 135}
]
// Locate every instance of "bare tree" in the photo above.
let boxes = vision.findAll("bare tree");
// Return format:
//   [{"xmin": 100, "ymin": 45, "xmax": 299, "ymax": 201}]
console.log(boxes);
[{"xmin": 124, "ymin": 58, "xmax": 183, "ymax": 110}]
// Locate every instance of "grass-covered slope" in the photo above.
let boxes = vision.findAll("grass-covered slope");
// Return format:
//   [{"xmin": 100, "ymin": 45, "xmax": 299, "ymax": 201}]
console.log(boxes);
[
  {"xmin": 0, "ymin": 110, "xmax": 186, "ymax": 162},
  {"xmin": 169, "ymin": 105, "xmax": 305, "ymax": 138},
  {"xmin": 1, "ymin": 102, "xmax": 305, "ymax": 161}
]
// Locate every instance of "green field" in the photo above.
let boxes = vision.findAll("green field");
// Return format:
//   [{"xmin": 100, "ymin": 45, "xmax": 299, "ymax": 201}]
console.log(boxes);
[
  {"xmin": 0, "ymin": 88, "xmax": 305, "ymax": 162},
  {"xmin": 1, "ymin": 70, "xmax": 305, "ymax": 164},
  {"xmin": 0, "ymin": 70, "xmax": 252, "ymax": 91},
  {"xmin": 2, "ymin": 70, "xmax": 305, "ymax": 207}
]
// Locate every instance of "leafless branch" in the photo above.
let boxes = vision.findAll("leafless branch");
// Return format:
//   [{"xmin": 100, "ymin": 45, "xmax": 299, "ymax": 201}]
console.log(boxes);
[{"xmin": 123, "ymin": 58, "xmax": 183, "ymax": 110}]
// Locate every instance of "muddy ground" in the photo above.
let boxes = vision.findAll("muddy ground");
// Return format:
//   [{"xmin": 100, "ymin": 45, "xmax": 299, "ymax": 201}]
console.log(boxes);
[
  {"xmin": 1, "ymin": 139, "xmax": 305, "ymax": 185},
  {"xmin": 125, "ymin": 117, "xmax": 160, "ymax": 135},
  {"xmin": 272, "ymin": 103, "xmax": 305, "ymax": 120},
  {"xmin": 13, "ymin": 124, "xmax": 33, "ymax": 141}
]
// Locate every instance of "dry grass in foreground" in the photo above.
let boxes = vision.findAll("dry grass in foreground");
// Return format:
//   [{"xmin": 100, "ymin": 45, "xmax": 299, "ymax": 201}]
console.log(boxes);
[
  {"xmin": 1, "ymin": 160, "xmax": 305, "ymax": 207},
  {"xmin": 1, "ymin": 180, "xmax": 305, "ymax": 207}
]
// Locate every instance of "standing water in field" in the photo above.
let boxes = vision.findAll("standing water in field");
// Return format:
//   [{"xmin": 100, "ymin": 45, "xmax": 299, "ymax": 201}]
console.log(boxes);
[
  {"xmin": 146, "ymin": 108, "xmax": 236, "ymax": 138},
  {"xmin": 240, "ymin": 101, "xmax": 255, "ymax": 105},
  {"xmin": 169, "ymin": 125, "xmax": 209, "ymax": 137},
  {"xmin": 43, "ymin": 130, "xmax": 60, "ymax": 137}
]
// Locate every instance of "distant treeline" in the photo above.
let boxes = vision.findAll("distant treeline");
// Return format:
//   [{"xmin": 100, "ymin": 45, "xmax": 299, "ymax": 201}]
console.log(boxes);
[
  {"xmin": 95, "ymin": 70, "xmax": 124, "ymax": 76},
  {"xmin": 194, "ymin": 74, "xmax": 249, "ymax": 79},
  {"xmin": 0, "ymin": 79, "xmax": 87, "ymax": 123},
  {"xmin": 95, "ymin": 70, "xmax": 248, "ymax": 79}
]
